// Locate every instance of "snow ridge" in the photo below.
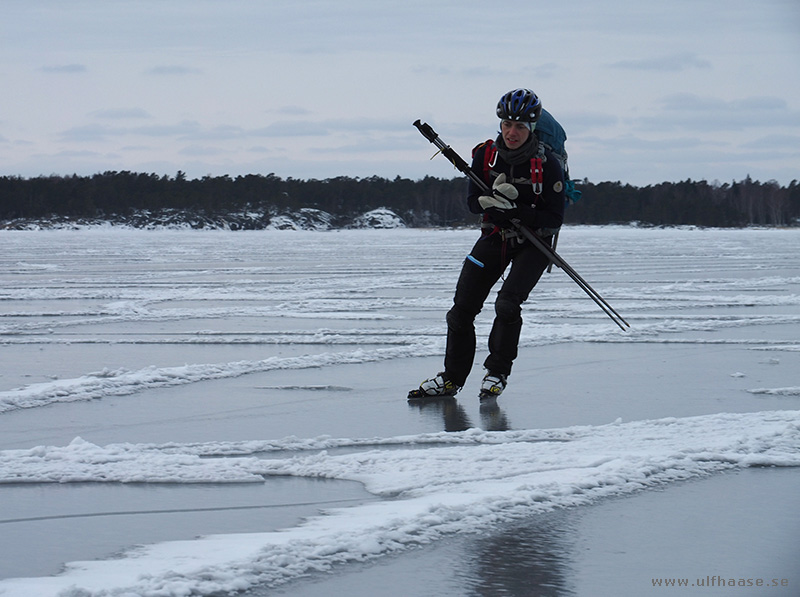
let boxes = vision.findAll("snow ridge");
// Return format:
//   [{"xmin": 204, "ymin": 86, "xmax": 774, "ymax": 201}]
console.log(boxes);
[
  {"xmin": 0, "ymin": 410, "xmax": 798, "ymax": 596},
  {"xmin": 0, "ymin": 346, "xmax": 434, "ymax": 413}
]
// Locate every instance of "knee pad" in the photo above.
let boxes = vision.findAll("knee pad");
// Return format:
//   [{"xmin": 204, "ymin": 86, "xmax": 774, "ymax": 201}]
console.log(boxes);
[
  {"xmin": 494, "ymin": 295, "xmax": 521, "ymax": 323},
  {"xmin": 446, "ymin": 305, "xmax": 474, "ymax": 332}
]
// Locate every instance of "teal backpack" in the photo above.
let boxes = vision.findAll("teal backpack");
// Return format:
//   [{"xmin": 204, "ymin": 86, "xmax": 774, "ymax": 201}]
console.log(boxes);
[{"xmin": 534, "ymin": 109, "xmax": 581, "ymax": 205}]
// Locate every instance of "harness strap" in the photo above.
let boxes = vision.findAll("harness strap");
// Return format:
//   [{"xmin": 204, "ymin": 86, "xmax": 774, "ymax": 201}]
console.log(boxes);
[
  {"xmin": 531, "ymin": 157, "xmax": 543, "ymax": 196},
  {"xmin": 479, "ymin": 139, "xmax": 544, "ymax": 195}
]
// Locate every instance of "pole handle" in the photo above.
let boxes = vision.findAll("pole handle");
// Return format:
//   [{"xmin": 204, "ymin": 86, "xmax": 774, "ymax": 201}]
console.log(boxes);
[{"xmin": 412, "ymin": 120, "xmax": 437, "ymax": 143}]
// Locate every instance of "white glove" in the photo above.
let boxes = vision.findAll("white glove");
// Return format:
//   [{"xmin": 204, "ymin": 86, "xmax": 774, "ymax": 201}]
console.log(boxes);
[{"xmin": 478, "ymin": 173, "xmax": 518, "ymax": 210}]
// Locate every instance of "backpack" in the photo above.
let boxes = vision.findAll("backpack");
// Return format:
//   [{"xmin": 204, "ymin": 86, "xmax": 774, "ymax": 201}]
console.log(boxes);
[{"xmin": 537, "ymin": 109, "xmax": 581, "ymax": 205}]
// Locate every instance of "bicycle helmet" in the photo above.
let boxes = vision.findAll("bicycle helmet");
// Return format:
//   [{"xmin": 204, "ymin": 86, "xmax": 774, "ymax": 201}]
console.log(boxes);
[{"xmin": 496, "ymin": 88, "xmax": 542, "ymax": 123}]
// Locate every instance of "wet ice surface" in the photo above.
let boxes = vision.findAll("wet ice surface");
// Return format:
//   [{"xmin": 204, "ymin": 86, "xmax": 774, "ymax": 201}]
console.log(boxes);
[
  {"xmin": 261, "ymin": 467, "xmax": 800, "ymax": 597},
  {"xmin": 0, "ymin": 227, "xmax": 798, "ymax": 596}
]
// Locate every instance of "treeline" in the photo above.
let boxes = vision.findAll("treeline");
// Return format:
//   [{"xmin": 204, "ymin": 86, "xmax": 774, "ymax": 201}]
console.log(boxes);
[
  {"xmin": 567, "ymin": 177, "xmax": 800, "ymax": 227},
  {"xmin": 1, "ymin": 171, "xmax": 798, "ymax": 228},
  {"xmin": 0, "ymin": 172, "xmax": 469, "ymax": 228}
]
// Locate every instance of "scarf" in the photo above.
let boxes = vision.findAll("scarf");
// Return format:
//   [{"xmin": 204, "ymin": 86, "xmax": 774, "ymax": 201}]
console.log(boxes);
[{"xmin": 495, "ymin": 134, "xmax": 539, "ymax": 166}]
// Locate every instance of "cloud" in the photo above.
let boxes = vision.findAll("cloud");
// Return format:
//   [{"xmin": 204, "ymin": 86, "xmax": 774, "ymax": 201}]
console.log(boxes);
[
  {"xmin": 39, "ymin": 64, "xmax": 87, "ymax": 74},
  {"xmin": 145, "ymin": 65, "xmax": 202, "ymax": 76},
  {"xmin": 58, "ymin": 120, "xmax": 203, "ymax": 142},
  {"xmin": 180, "ymin": 125, "xmax": 247, "ymax": 141},
  {"xmin": 273, "ymin": 106, "xmax": 314, "ymax": 116},
  {"xmin": 56, "ymin": 118, "xmax": 373, "ymax": 145},
  {"xmin": 133, "ymin": 121, "xmax": 205, "ymax": 137},
  {"xmin": 252, "ymin": 118, "xmax": 409, "ymax": 139},
  {"xmin": 558, "ymin": 112, "xmax": 620, "ymax": 134},
  {"xmin": 178, "ymin": 146, "xmax": 227, "ymax": 157},
  {"xmin": 578, "ymin": 133, "xmax": 705, "ymax": 152},
  {"xmin": 313, "ymin": 134, "xmax": 427, "ymax": 155},
  {"xmin": 58, "ymin": 124, "xmax": 114, "ymax": 143},
  {"xmin": 91, "ymin": 108, "xmax": 152, "ymax": 120},
  {"xmin": 610, "ymin": 52, "xmax": 711, "ymax": 72},
  {"xmin": 50, "ymin": 149, "xmax": 104, "ymax": 159},
  {"xmin": 635, "ymin": 93, "xmax": 800, "ymax": 132},
  {"xmin": 415, "ymin": 63, "xmax": 561, "ymax": 80},
  {"xmin": 743, "ymin": 134, "xmax": 800, "ymax": 152},
  {"xmin": 660, "ymin": 94, "xmax": 789, "ymax": 113}
]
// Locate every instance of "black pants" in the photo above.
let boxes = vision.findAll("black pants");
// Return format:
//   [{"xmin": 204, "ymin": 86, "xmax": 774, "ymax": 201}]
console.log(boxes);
[{"xmin": 444, "ymin": 234, "xmax": 550, "ymax": 386}]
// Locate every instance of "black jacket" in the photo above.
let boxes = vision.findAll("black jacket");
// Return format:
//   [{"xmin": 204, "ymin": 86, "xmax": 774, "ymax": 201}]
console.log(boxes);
[{"xmin": 468, "ymin": 137, "xmax": 565, "ymax": 232}]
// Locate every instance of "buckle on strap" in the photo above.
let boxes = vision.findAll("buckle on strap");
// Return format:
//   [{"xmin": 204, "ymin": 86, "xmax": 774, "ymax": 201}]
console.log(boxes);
[{"xmin": 500, "ymin": 228, "xmax": 525, "ymax": 244}]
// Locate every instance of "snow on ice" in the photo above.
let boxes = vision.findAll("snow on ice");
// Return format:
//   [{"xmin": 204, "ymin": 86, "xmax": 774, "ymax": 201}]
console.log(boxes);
[
  {"xmin": 0, "ymin": 412, "xmax": 798, "ymax": 596},
  {"xmin": 0, "ymin": 226, "xmax": 799, "ymax": 596}
]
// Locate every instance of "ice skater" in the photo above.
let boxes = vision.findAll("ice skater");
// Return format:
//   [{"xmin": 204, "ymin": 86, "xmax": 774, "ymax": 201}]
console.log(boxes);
[{"xmin": 409, "ymin": 88, "xmax": 566, "ymax": 401}]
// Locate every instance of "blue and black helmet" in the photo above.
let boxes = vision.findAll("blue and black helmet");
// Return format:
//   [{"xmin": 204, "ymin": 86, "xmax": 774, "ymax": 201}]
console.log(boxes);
[{"xmin": 496, "ymin": 88, "xmax": 542, "ymax": 123}]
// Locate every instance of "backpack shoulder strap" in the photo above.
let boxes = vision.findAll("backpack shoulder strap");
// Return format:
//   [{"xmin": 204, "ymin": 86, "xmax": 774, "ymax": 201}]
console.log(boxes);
[
  {"xmin": 472, "ymin": 139, "xmax": 497, "ymax": 184},
  {"xmin": 471, "ymin": 139, "xmax": 493, "ymax": 157}
]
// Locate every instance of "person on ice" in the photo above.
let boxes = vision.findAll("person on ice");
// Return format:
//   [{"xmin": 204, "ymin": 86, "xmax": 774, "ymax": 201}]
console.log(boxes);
[{"xmin": 409, "ymin": 88, "xmax": 566, "ymax": 401}]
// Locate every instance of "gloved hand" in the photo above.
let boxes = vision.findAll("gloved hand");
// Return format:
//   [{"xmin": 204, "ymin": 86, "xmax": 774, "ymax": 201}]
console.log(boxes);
[
  {"xmin": 478, "ymin": 173, "xmax": 518, "ymax": 211},
  {"xmin": 484, "ymin": 207, "xmax": 517, "ymax": 228}
]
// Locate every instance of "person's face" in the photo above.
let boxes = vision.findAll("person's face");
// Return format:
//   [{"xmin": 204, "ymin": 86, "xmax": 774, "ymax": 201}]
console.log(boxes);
[{"xmin": 500, "ymin": 120, "xmax": 530, "ymax": 150}]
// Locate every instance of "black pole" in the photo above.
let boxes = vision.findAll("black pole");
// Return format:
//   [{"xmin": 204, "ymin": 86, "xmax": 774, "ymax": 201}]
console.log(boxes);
[{"xmin": 413, "ymin": 120, "xmax": 630, "ymax": 331}]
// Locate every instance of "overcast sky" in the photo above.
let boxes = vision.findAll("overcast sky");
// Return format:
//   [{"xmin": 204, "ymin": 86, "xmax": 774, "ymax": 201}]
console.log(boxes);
[{"xmin": 2, "ymin": 0, "xmax": 799, "ymax": 186}]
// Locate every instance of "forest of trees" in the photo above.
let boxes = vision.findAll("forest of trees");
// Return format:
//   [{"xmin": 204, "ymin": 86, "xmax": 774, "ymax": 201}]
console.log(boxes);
[{"xmin": 1, "ymin": 171, "xmax": 798, "ymax": 228}]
